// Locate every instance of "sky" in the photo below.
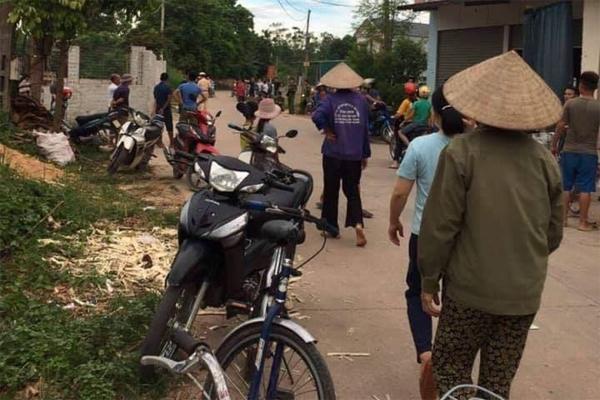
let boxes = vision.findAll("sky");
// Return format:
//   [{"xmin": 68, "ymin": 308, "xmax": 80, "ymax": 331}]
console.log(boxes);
[{"xmin": 238, "ymin": 0, "xmax": 429, "ymax": 38}]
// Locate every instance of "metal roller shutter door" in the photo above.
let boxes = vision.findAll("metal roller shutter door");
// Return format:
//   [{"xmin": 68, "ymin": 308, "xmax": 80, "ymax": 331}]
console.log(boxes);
[{"xmin": 436, "ymin": 27, "xmax": 504, "ymax": 88}]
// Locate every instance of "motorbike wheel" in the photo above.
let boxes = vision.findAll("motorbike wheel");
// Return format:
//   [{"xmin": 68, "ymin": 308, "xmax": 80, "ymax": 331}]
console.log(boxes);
[
  {"xmin": 382, "ymin": 123, "xmax": 393, "ymax": 144},
  {"xmin": 172, "ymin": 161, "xmax": 184, "ymax": 179},
  {"xmin": 136, "ymin": 144, "xmax": 155, "ymax": 172},
  {"xmin": 139, "ymin": 283, "xmax": 199, "ymax": 380},
  {"xmin": 186, "ymin": 163, "xmax": 207, "ymax": 192},
  {"xmin": 389, "ymin": 133, "xmax": 397, "ymax": 160},
  {"xmin": 107, "ymin": 144, "xmax": 128, "ymax": 175}
]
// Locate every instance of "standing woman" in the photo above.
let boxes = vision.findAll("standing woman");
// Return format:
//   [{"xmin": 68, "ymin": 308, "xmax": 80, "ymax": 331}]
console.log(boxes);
[
  {"xmin": 312, "ymin": 63, "xmax": 371, "ymax": 247},
  {"xmin": 254, "ymin": 98, "xmax": 281, "ymax": 139},
  {"xmin": 388, "ymin": 85, "xmax": 464, "ymax": 400}
]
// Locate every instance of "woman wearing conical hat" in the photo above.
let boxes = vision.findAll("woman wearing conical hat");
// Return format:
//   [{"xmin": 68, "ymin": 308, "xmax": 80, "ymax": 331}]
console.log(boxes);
[
  {"xmin": 417, "ymin": 51, "xmax": 564, "ymax": 398},
  {"xmin": 311, "ymin": 62, "xmax": 371, "ymax": 247}
]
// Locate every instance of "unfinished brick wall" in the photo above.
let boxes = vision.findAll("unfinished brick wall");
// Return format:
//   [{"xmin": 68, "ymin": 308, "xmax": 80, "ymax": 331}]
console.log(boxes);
[{"xmin": 52, "ymin": 45, "xmax": 167, "ymax": 121}]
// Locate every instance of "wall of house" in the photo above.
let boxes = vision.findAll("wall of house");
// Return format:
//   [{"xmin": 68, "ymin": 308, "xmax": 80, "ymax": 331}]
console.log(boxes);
[
  {"xmin": 42, "ymin": 45, "xmax": 166, "ymax": 122},
  {"xmin": 436, "ymin": 0, "xmax": 583, "ymax": 31},
  {"xmin": 581, "ymin": 0, "xmax": 600, "ymax": 74}
]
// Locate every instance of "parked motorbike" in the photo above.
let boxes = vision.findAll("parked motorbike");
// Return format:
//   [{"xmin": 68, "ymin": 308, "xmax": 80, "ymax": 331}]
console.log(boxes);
[
  {"xmin": 107, "ymin": 114, "xmax": 163, "ymax": 175},
  {"xmin": 68, "ymin": 107, "xmax": 149, "ymax": 145},
  {"xmin": 229, "ymin": 123, "xmax": 313, "ymax": 208},
  {"xmin": 170, "ymin": 110, "xmax": 222, "ymax": 190},
  {"xmin": 141, "ymin": 150, "xmax": 320, "ymax": 378}
]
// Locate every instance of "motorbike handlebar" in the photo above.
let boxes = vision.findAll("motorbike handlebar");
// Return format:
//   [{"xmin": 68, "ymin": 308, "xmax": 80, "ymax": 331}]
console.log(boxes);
[
  {"xmin": 228, "ymin": 123, "xmax": 245, "ymax": 132},
  {"xmin": 239, "ymin": 200, "xmax": 339, "ymax": 237}
]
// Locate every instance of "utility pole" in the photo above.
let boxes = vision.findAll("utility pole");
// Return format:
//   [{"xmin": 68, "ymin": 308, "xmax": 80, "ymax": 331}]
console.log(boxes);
[
  {"xmin": 301, "ymin": 9, "xmax": 311, "ymax": 98},
  {"xmin": 160, "ymin": 0, "xmax": 165, "ymax": 59}
]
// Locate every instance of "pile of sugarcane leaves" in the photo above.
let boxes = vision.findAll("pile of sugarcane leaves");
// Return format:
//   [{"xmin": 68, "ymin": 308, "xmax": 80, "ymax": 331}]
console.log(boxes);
[{"xmin": 0, "ymin": 162, "xmax": 178, "ymax": 400}]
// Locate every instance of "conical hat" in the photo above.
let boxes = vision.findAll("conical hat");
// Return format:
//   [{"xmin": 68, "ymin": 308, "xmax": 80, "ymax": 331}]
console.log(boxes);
[
  {"xmin": 443, "ymin": 51, "xmax": 562, "ymax": 131},
  {"xmin": 320, "ymin": 62, "xmax": 364, "ymax": 89}
]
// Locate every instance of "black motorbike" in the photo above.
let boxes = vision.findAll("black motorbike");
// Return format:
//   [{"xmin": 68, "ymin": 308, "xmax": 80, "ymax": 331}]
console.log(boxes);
[
  {"xmin": 68, "ymin": 107, "xmax": 149, "ymax": 144},
  {"xmin": 140, "ymin": 151, "xmax": 327, "ymax": 378}
]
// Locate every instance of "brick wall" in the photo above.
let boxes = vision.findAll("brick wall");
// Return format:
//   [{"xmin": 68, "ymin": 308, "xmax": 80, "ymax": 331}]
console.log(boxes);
[{"xmin": 44, "ymin": 45, "xmax": 166, "ymax": 122}]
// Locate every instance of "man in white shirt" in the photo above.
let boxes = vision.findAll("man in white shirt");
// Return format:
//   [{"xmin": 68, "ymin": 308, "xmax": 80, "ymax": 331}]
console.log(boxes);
[{"xmin": 107, "ymin": 74, "xmax": 120, "ymax": 108}]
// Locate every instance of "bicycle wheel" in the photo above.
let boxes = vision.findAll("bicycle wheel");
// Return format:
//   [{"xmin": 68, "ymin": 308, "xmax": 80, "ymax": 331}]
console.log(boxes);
[{"xmin": 214, "ymin": 323, "xmax": 336, "ymax": 400}]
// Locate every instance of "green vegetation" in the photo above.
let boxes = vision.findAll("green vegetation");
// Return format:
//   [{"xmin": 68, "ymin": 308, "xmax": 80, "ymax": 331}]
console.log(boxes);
[{"xmin": 0, "ymin": 123, "xmax": 178, "ymax": 398}]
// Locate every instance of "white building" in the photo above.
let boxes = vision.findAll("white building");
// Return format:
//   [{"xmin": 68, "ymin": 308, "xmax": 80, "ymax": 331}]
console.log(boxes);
[{"xmin": 399, "ymin": 0, "xmax": 599, "ymax": 94}]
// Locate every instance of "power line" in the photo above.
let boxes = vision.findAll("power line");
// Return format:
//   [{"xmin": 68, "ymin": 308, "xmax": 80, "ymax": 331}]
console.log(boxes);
[
  {"xmin": 310, "ymin": 0, "xmax": 355, "ymax": 8},
  {"xmin": 276, "ymin": 0, "xmax": 307, "ymax": 21},
  {"xmin": 284, "ymin": 0, "xmax": 306, "ymax": 13}
]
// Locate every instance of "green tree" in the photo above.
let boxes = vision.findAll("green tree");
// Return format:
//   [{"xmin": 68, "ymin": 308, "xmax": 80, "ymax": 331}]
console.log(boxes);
[{"xmin": 7, "ymin": 0, "xmax": 155, "ymax": 129}]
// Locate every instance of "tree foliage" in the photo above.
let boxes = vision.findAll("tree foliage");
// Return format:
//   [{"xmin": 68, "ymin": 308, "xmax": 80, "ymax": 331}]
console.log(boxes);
[{"xmin": 348, "ymin": 36, "xmax": 426, "ymax": 107}]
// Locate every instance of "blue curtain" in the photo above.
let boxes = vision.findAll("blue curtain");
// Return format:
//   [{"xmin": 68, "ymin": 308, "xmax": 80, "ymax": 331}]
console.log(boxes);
[{"xmin": 523, "ymin": 1, "xmax": 573, "ymax": 96}]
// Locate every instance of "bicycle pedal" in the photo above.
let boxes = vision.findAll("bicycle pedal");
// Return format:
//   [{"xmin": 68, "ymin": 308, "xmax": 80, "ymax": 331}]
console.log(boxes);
[{"xmin": 225, "ymin": 300, "xmax": 251, "ymax": 318}]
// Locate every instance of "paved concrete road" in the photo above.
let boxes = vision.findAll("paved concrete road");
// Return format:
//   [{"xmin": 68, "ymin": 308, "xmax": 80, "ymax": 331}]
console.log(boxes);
[{"xmin": 156, "ymin": 92, "xmax": 600, "ymax": 399}]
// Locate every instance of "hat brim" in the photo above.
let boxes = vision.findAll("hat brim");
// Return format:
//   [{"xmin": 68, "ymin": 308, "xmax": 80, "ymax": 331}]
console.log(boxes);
[{"xmin": 255, "ymin": 105, "xmax": 281, "ymax": 120}]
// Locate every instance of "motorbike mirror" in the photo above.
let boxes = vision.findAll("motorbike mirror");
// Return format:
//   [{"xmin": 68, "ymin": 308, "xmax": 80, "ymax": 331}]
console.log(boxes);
[
  {"xmin": 215, "ymin": 110, "xmax": 222, "ymax": 118},
  {"xmin": 285, "ymin": 129, "xmax": 298, "ymax": 138}
]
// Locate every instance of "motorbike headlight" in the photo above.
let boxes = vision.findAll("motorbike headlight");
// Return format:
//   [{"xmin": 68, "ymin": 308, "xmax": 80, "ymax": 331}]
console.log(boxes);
[{"xmin": 209, "ymin": 162, "xmax": 249, "ymax": 192}]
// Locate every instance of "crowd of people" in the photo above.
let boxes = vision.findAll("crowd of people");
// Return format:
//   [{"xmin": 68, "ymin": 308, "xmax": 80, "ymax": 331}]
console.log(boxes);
[
  {"xmin": 306, "ymin": 54, "xmax": 597, "ymax": 400},
  {"xmin": 102, "ymin": 54, "xmax": 598, "ymax": 399}
]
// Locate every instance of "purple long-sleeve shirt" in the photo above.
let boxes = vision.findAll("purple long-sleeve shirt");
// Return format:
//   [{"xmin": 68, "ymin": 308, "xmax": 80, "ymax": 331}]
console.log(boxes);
[{"xmin": 312, "ymin": 90, "xmax": 371, "ymax": 161}]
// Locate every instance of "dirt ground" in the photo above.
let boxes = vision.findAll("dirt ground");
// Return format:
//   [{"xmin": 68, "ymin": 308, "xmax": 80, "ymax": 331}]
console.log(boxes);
[
  {"xmin": 144, "ymin": 92, "xmax": 599, "ymax": 399},
  {"xmin": 0, "ymin": 143, "xmax": 64, "ymax": 183}
]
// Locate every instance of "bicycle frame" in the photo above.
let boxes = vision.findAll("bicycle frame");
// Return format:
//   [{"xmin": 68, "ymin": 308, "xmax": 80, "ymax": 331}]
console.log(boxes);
[{"xmin": 248, "ymin": 246, "xmax": 294, "ymax": 400}]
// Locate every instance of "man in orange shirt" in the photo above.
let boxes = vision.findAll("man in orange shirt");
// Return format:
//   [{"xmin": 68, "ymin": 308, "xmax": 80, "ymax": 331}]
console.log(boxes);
[{"xmin": 390, "ymin": 82, "xmax": 418, "ymax": 168}]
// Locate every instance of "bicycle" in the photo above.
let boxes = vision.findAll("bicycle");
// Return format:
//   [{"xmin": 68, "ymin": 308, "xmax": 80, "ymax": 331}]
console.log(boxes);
[
  {"xmin": 441, "ymin": 384, "xmax": 505, "ymax": 400},
  {"xmin": 205, "ymin": 200, "xmax": 339, "ymax": 400}
]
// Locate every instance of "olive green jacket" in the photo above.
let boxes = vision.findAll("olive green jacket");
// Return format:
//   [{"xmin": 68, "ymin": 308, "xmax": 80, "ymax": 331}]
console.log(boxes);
[{"xmin": 418, "ymin": 127, "xmax": 563, "ymax": 315}]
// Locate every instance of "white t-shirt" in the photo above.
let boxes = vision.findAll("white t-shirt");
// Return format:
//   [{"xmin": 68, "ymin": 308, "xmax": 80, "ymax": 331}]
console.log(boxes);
[{"xmin": 108, "ymin": 82, "xmax": 118, "ymax": 104}]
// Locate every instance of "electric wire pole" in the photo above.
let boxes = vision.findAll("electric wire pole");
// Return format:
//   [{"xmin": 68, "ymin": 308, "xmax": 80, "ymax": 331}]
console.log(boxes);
[{"xmin": 301, "ymin": 9, "xmax": 311, "ymax": 97}]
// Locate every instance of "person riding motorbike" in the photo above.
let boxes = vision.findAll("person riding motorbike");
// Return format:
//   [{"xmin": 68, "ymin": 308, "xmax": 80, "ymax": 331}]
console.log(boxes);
[
  {"xmin": 398, "ymin": 85, "xmax": 432, "ymax": 145},
  {"xmin": 390, "ymin": 82, "xmax": 418, "ymax": 168}
]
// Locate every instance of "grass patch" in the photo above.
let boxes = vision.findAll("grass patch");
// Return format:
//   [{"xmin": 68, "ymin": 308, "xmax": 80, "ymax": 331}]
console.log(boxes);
[{"xmin": 0, "ymin": 162, "xmax": 174, "ymax": 399}]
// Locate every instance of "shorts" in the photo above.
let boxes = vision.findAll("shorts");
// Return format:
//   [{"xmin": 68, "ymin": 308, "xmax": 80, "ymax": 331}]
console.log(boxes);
[{"xmin": 560, "ymin": 152, "xmax": 598, "ymax": 193}]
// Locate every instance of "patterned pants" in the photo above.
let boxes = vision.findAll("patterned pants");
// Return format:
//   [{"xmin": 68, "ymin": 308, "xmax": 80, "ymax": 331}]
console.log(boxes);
[{"xmin": 433, "ymin": 297, "xmax": 535, "ymax": 399}]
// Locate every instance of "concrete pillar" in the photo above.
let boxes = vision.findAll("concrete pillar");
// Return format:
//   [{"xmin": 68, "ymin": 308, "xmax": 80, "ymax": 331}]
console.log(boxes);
[
  {"xmin": 581, "ymin": 0, "xmax": 600, "ymax": 74},
  {"xmin": 426, "ymin": 10, "xmax": 438, "ymax": 89},
  {"xmin": 67, "ymin": 46, "xmax": 80, "ymax": 84}
]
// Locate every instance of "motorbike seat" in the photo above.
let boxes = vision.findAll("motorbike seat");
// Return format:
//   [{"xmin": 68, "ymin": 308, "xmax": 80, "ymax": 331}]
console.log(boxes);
[
  {"xmin": 76, "ymin": 112, "xmax": 108, "ymax": 126},
  {"xmin": 145, "ymin": 125, "xmax": 163, "ymax": 141},
  {"xmin": 260, "ymin": 220, "xmax": 300, "ymax": 245}
]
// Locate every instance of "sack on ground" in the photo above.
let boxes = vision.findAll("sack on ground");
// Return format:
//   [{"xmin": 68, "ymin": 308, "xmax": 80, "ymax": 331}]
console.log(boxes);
[{"xmin": 35, "ymin": 131, "xmax": 76, "ymax": 166}]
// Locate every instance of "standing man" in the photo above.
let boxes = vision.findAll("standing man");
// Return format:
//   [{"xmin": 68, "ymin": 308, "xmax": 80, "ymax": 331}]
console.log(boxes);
[
  {"xmin": 111, "ymin": 73, "xmax": 132, "ymax": 110},
  {"xmin": 311, "ymin": 62, "xmax": 370, "ymax": 247},
  {"xmin": 153, "ymin": 72, "xmax": 174, "ymax": 148},
  {"xmin": 174, "ymin": 71, "xmax": 203, "ymax": 125},
  {"xmin": 388, "ymin": 86, "xmax": 465, "ymax": 400},
  {"xmin": 286, "ymin": 76, "xmax": 296, "ymax": 114},
  {"xmin": 418, "ymin": 51, "xmax": 564, "ymax": 398},
  {"xmin": 197, "ymin": 72, "xmax": 210, "ymax": 110},
  {"xmin": 107, "ymin": 74, "xmax": 120, "ymax": 109},
  {"xmin": 553, "ymin": 71, "xmax": 600, "ymax": 231}
]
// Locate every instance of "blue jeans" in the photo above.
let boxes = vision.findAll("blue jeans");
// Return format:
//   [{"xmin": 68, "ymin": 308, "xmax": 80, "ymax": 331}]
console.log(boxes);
[{"xmin": 407, "ymin": 234, "xmax": 432, "ymax": 361}]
